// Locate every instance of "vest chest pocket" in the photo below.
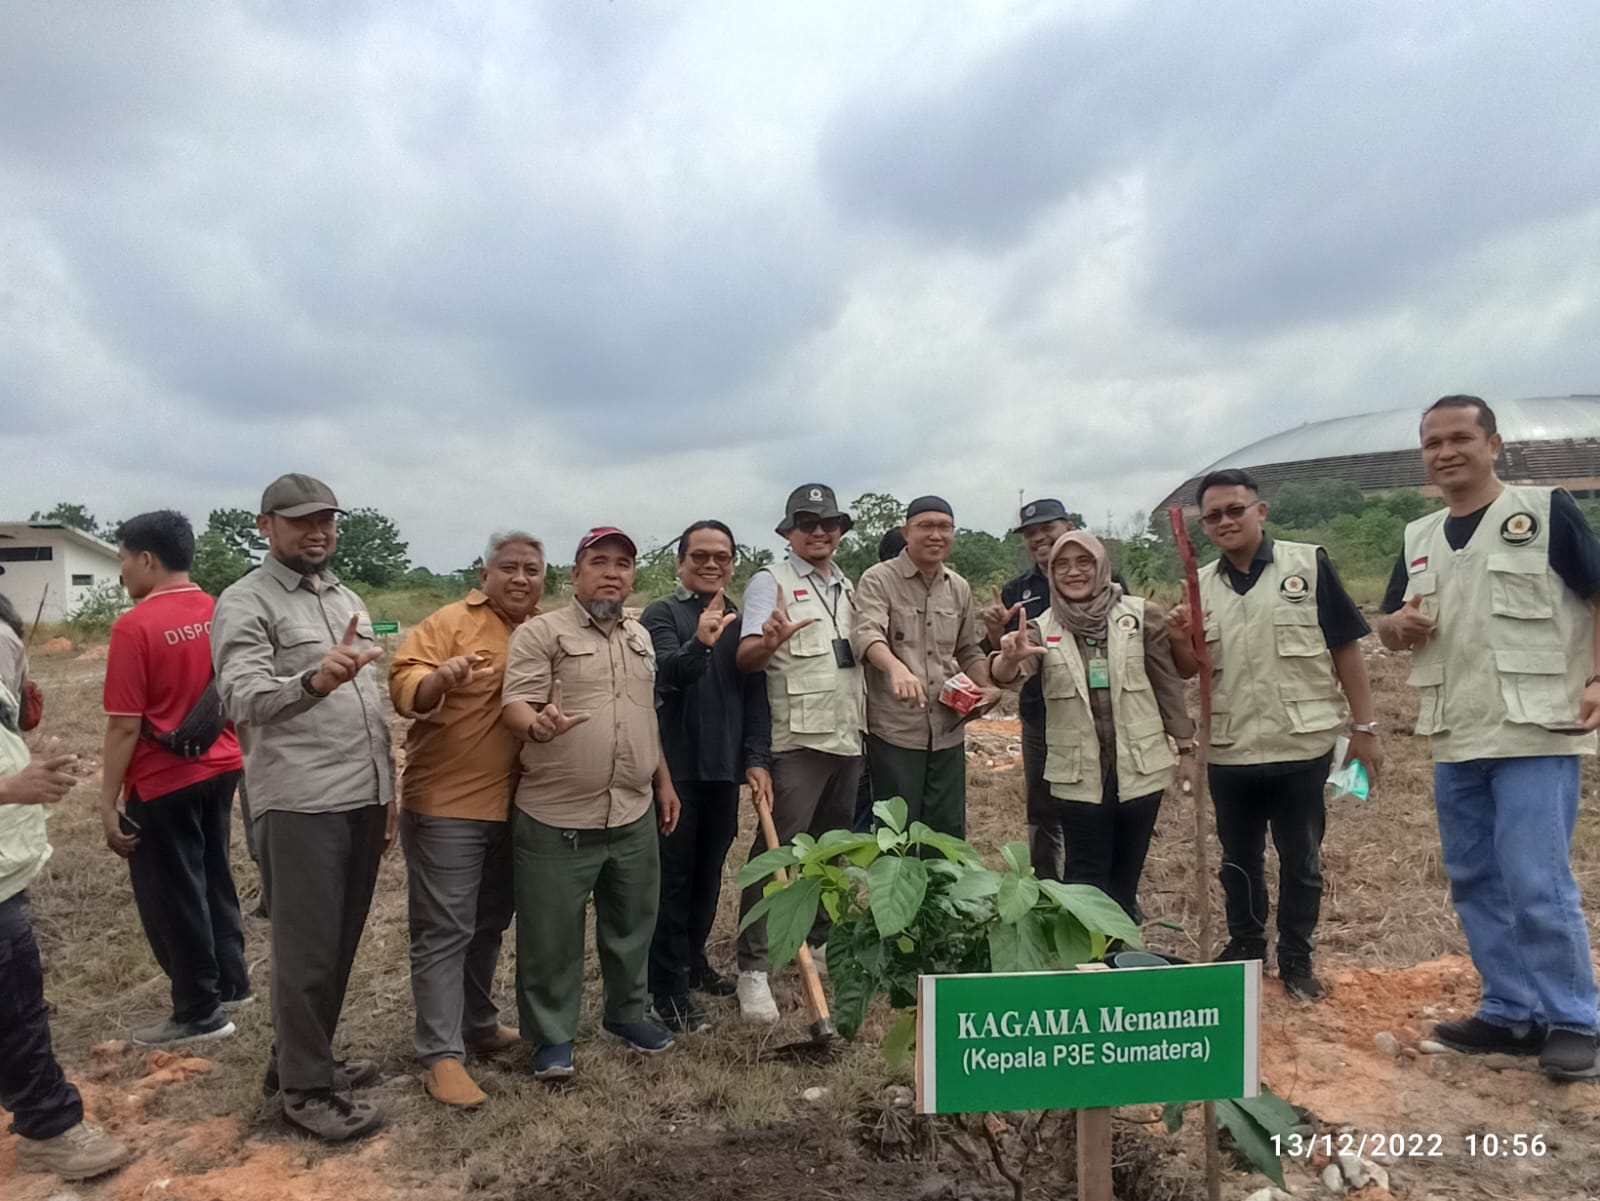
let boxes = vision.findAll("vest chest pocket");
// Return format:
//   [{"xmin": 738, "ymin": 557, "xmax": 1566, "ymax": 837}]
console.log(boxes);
[
  {"xmin": 1407, "ymin": 661, "xmax": 1447, "ymax": 736},
  {"xmin": 274, "ymin": 624, "xmax": 327, "ymax": 674},
  {"xmin": 1273, "ymin": 610, "xmax": 1324, "ymax": 658},
  {"xmin": 1487, "ymin": 554, "xmax": 1554, "ymax": 621},
  {"xmin": 786, "ymin": 672, "xmax": 838, "ymax": 734},
  {"xmin": 1041, "ymin": 659, "xmax": 1079, "ymax": 700},
  {"xmin": 785, "ymin": 606, "xmax": 832, "ymax": 657},
  {"xmin": 556, "ymin": 635, "xmax": 604, "ymax": 683},
  {"xmin": 1126, "ymin": 716, "xmax": 1174, "ymax": 776},
  {"xmin": 1278, "ymin": 681, "xmax": 1343, "ymax": 734},
  {"xmin": 1494, "ymin": 648, "xmax": 1568, "ymax": 726}
]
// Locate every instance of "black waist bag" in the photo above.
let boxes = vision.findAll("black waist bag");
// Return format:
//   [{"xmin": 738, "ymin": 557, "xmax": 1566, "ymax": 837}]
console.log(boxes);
[{"xmin": 144, "ymin": 680, "xmax": 229, "ymax": 759}]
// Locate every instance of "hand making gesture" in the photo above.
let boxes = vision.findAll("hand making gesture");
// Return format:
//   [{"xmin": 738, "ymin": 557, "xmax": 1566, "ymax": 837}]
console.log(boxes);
[
  {"xmin": 1386, "ymin": 595, "xmax": 1436, "ymax": 650},
  {"xmin": 311, "ymin": 616, "xmax": 384, "ymax": 694},
  {"xmin": 980, "ymin": 586, "xmax": 1011, "ymax": 647},
  {"xmin": 997, "ymin": 605, "xmax": 1044, "ymax": 667},
  {"xmin": 760, "ymin": 586, "xmax": 816, "ymax": 652},
  {"xmin": 697, "ymin": 589, "xmax": 739, "ymax": 647},
  {"xmin": 431, "ymin": 652, "xmax": 496, "ymax": 692},
  {"xmin": 526, "ymin": 682, "xmax": 590, "ymax": 743}
]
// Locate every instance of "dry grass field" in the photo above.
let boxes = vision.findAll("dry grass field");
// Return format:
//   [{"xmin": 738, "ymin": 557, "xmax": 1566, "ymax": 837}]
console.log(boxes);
[{"xmin": 4, "ymin": 630, "xmax": 1600, "ymax": 1200}]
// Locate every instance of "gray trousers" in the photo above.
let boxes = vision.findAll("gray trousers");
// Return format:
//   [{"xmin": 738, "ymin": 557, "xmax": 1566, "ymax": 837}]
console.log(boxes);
[
  {"xmin": 259, "ymin": 805, "xmax": 385, "ymax": 1092},
  {"xmin": 401, "ymin": 811, "xmax": 514, "ymax": 1065},
  {"xmin": 737, "ymin": 749, "xmax": 862, "ymax": 973}
]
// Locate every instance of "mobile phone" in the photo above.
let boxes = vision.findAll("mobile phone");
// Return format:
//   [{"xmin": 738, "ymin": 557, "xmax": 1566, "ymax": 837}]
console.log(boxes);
[{"xmin": 1541, "ymin": 722, "xmax": 1593, "ymax": 735}]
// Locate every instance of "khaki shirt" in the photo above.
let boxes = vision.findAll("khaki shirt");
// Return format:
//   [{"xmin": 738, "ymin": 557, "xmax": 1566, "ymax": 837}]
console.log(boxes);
[
  {"xmin": 851, "ymin": 550, "xmax": 986, "ymax": 752},
  {"xmin": 501, "ymin": 604, "xmax": 660, "ymax": 829},
  {"xmin": 390, "ymin": 590, "xmax": 528, "ymax": 822},
  {"xmin": 213, "ymin": 556, "xmax": 395, "ymax": 816},
  {"xmin": 0, "ymin": 682, "xmax": 51, "ymax": 905}
]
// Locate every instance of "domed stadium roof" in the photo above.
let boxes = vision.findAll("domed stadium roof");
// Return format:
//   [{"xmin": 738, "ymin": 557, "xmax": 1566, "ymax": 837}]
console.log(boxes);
[{"xmin": 1158, "ymin": 395, "xmax": 1600, "ymax": 512}]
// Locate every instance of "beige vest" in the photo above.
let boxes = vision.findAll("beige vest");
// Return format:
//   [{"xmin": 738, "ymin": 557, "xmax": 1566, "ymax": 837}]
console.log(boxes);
[
  {"xmin": 1198, "ymin": 539, "xmax": 1346, "ymax": 766},
  {"xmin": 1037, "ymin": 600, "xmax": 1176, "ymax": 803},
  {"xmin": 1402, "ymin": 484, "xmax": 1596, "ymax": 763},
  {"xmin": 763, "ymin": 558, "xmax": 865, "ymax": 757}
]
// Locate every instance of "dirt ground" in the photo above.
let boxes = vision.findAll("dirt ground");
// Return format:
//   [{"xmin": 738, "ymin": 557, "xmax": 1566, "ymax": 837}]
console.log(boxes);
[{"xmin": 5, "ymin": 635, "xmax": 1600, "ymax": 1200}]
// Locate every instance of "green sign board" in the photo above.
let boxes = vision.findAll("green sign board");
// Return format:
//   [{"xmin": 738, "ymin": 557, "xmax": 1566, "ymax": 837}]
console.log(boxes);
[
  {"xmin": 916, "ymin": 962, "xmax": 1258, "ymax": 1114},
  {"xmin": 370, "ymin": 621, "xmax": 401, "ymax": 635}
]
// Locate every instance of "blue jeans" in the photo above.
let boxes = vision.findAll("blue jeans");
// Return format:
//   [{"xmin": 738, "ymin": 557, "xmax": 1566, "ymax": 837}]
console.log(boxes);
[{"xmin": 1435, "ymin": 756, "xmax": 1598, "ymax": 1035}]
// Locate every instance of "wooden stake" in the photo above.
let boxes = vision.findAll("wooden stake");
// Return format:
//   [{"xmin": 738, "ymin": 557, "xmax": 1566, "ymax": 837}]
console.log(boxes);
[
  {"xmin": 1076, "ymin": 1108, "xmax": 1113, "ymax": 1201},
  {"xmin": 1170, "ymin": 508, "xmax": 1223, "ymax": 1201}
]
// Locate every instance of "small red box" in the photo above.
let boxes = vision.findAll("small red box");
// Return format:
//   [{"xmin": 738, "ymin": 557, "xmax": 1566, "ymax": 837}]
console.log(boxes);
[{"xmin": 939, "ymin": 672, "xmax": 984, "ymax": 716}]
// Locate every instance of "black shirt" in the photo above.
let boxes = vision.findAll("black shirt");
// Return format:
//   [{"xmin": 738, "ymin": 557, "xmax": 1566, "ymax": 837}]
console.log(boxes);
[
  {"xmin": 1380, "ymin": 489, "xmax": 1600, "ymax": 613},
  {"xmin": 998, "ymin": 568, "xmax": 1052, "ymax": 728},
  {"xmin": 641, "ymin": 588, "xmax": 772, "ymax": 785},
  {"xmin": 1216, "ymin": 537, "xmax": 1370, "ymax": 649}
]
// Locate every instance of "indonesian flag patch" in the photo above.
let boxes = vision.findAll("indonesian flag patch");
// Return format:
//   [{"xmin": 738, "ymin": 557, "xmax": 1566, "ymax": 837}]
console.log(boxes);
[
  {"xmin": 1045, "ymin": 635, "xmax": 1062, "ymax": 648},
  {"xmin": 1408, "ymin": 556, "xmax": 1429, "ymax": 574},
  {"xmin": 792, "ymin": 588, "xmax": 810, "ymax": 602}
]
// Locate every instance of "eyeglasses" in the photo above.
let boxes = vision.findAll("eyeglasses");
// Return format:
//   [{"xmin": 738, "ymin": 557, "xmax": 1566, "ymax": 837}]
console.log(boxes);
[
  {"xmin": 686, "ymin": 550, "xmax": 734, "ymax": 567},
  {"xmin": 793, "ymin": 516, "xmax": 844, "ymax": 534},
  {"xmin": 1199, "ymin": 503, "xmax": 1255, "ymax": 527}
]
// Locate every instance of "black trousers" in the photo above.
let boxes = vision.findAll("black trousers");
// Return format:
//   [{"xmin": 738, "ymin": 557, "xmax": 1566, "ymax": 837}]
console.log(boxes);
[
  {"xmin": 126, "ymin": 770, "xmax": 249, "ymax": 1024},
  {"xmin": 1054, "ymin": 773, "xmax": 1161, "ymax": 921},
  {"xmin": 650, "ymin": 780, "xmax": 740, "ymax": 997},
  {"xmin": 1209, "ymin": 754, "xmax": 1331, "ymax": 966},
  {"xmin": 259, "ymin": 804, "xmax": 386, "ymax": 1092},
  {"xmin": 0, "ymin": 891, "xmax": 83, "ymax": 1140},
  {"xmin": 1022, "ymin": 722, "xmax": 1066, "ymax": 883}
]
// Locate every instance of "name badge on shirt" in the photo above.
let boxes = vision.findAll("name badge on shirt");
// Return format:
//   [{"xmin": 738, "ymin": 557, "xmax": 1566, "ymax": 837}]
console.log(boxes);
[{"xmin": 1088, "ymin": 658, "xmax": 1111, "ymax": 689}]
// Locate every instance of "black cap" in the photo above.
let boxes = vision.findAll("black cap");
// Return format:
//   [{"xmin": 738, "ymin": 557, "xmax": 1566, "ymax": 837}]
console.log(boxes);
[
  {"xmin": 877, "ymin": 528, "xmax": 906, "ymax": 562},
  {"xmin": 1013, "ymin": 497, "xmax": 1071, "ymax": 533},
  {"xmin": 905, "ymin": 495, "xmax": 953, "ymax": 521},
  {"xmin": 776, "ymin": 484, "xmax": 854, "ymax": 536}
]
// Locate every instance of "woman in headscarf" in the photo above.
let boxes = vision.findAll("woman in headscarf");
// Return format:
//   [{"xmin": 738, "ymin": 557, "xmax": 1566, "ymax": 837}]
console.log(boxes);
[{"xmin": 990, "ymin": 531, "xmax": 1196, "ymax": 918}]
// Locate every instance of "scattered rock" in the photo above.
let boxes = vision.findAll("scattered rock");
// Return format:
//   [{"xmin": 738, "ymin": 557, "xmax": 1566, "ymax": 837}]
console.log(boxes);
[
  {"xmin": 1418, "ymin": 1039, "xmax": 1450, "ymax": 1054},
  {"xmin": 84, "ymin": 1040, "xmax": 131, "ymax": 1081},
  {"xmin": 1374, "ymin": 1031, "xmax": 1401, "ymax": 1056},
  {"xmin": 883, "ymin": 1084, "xmax": 913, "ymax": 1108},
  {"xmin": 801, "ymin": 1086, "xmax": 828, "ymax": 1103},
  {"xmin": 135, "ymin": 1051, "xmax": 216, "ymax": 1091},
  {"xmin": 1336, "ymin": 1152, "xmax": 1390, "ymax": 1192},
  {"xmin": 42, "ymin": 636, "xmax": 73, "ymax": 654},
  {"xmin": 913, "ymin": 1174, "xmax": 956, "ymax": 1201},
  {"xmin": 75, "ymin": 644, "xmax": 108, "ymax": 662},
  {"xmin": 1243, "ymin": 1189, "xmax": 1294, "ymax": 1201},
  {"xmin": 1322, "ymin": 1164, "xmax": 1344, "ymax": 1191}
]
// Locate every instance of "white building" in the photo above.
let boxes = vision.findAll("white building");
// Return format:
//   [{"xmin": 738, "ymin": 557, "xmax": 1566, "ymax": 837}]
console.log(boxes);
[{"xmin": 0, "ymin": 523, "xmax": 125, "ymax": 624}]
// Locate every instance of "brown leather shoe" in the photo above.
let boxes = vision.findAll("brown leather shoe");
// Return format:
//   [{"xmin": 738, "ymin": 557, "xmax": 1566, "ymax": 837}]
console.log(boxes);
[
  {"xmin": 466, "ymin": 1024, "xmax": 521, "ymax": 1055},
  {"xmin": 425, "ymin": 1059, "xmax": 487, "ymax": 1107}
]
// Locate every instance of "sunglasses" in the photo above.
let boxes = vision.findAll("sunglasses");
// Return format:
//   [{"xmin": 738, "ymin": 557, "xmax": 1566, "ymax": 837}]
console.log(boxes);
[
  {"xmin": 1199, "ymin": 503, "xmax": 1256, "ymax": 527},
  {"xmin": 793, "ymin": 516, "xmax": 845, "ymax": 534},
  {"xmin": 686, "ymin": 550, "xmax": 734, "ymax": 567}
]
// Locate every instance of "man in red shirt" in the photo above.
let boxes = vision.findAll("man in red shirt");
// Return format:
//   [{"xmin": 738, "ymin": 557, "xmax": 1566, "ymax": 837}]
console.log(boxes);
[{"xmin": 101, "ymin": 511, "xmax": 248, "ymax": 1046}]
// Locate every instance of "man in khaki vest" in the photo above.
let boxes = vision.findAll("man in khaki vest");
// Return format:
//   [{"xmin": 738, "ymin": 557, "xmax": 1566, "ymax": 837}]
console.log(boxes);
[
  {"xmin": 1170, "ymin": 469, "xmax": 1382, "ymax": 1002},
  {"xmin": 1379, "ymin": 395, "xmax": 1600, "ymax": 1080},
  {"xmin": 733, "ymin": 484, "xmax": 865, "ymax": 1023}
]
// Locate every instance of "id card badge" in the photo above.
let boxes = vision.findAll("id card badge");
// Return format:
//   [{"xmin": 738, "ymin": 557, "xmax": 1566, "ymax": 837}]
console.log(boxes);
[
  {"xmin": 1087, "ymin": 657, "xmax": 1111, "ymax": 689},
  {"xmin": 832, "ymin": 638, "xmax": 857, "ymax": 669}
]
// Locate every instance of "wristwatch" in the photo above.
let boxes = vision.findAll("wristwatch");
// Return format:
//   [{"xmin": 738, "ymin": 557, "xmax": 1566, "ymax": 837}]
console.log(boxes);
[
  {"xmin": 300, "ymin": 669, "xmax": 329, "ymax": 698},
  {"xmin": 1351, "ymin": 722, "xmax": 1379, "ymax": 735}
]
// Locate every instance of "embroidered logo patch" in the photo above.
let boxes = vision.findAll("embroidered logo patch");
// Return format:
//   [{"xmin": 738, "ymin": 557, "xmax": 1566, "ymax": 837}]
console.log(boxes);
[
  {"xmin": 1115, "ymin": 613, "xmax": 1140, "ymax": 633},
  {"xmin": 1022, "ymin": 589, "xmax": 1033, "ymax": 600},
  {"xmin": 808, "ymin": 487, "xmax": 824, "ymax": 502},
  {"xmin": 1024, "ymin": 503, "xmax": 1037, "ymax": 518},
  {"xmin": 1279, "ymin": 574, "xmax": 1310, "ymax": 602},
  {"xmin": 1500, "ymin": 512, "xmax": 1539, "ymax": 546},
  {"xmin": 1408, "ymin": 556, "xmax": 1429, "ymax": 574}
]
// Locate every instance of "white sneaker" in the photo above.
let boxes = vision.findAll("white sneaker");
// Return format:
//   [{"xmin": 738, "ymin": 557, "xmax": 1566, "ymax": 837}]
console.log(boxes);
[{"xmin": 737, "ymin": 971, "xmax": 779, "ymax": 1025}]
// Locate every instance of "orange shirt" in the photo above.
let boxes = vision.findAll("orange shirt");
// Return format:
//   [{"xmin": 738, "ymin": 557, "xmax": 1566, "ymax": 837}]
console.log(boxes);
[{"xmin": 390, "ymin": 590, "xmax": 529, "ymax": 821}]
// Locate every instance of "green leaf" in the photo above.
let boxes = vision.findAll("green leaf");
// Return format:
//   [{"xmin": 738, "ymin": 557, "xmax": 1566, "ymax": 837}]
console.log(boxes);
[
  {"xmin": 1231, "ymin": 1087, "xmax": 1300, "ymax": 1136},
  {"xmin": 884, "ymin": 1007, "xmax": 918, "ymax": 1067},
  {"xmin": 831, "ymin": 963, "xmax": 876, "ymax": 1040},
  {"xmin": 765, "ymin": 879, "xmax": 824, "ymax": 970},
  {"xmin": 872, "ymin": 796, "xmax": 909, "ymax": 833},
  {"xmin": 1050, "ymin": 912, "xmax": 1093, "ymax": 966},
  {"xmin": 896, "ymin": 935, "xmax": 916, "ymax": 954},
  {"xmin": 1161, "ymin": 1101, "xmax": 1187, "ymax": 1133},
  {"xmin": 737, "ymin": 890, "xmax": 777, "ymax": 932},
  {"xmin": 1216, "ymin": 1098, "xmax": 1286, "ymax": 1188},
  {"xmin": 988, "ymin": 912, "xmax": 1053, "ymax": 971},
  {"xmin": 1000, "ymin": 841, "xmax": 1033, "ymax": 876},
  {"xmin": 799, "ymin": 830, "xmax": 879, "ymax": 865},
  {"xmin": 792, "ymin": 832, "xmax": 817, "ymax": 856},
  {"xmin": 876, "ymin": 825, "xmax": 904, "ymax": 852},
  {"xmin": 948, "ymin": 869, "xmax": 1003, "ymax": 901},
  {"xmin": 821, "ymin": 890, "xmax": 841, "ymax": 922},
  {"xmin": 866, "ymin": 855, "xmax": 929, "ymax": 937},
  {"xmin": 996, "ymin": 874, "xmax": 1041, "ymax": 924},
  {"xmin": 907, "ymin": 822, "xmax": 984, "ymax": 864},
  {"xmin": 1037, "ymin": 881, "xmax": 1143, "ymax": 948},
  {"xmin": 844, "ymin": 844, "xmax": 882, "ymax": 868},
  {"xmin": 736, "ymin": 846, "xmax": 799, "ymax": 889}
]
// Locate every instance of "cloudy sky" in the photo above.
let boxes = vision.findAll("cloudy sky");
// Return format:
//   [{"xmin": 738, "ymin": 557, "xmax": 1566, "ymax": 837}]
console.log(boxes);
[{"xmin": 3, "ymin": 1, "xmax": 1598, "ymax": 569}]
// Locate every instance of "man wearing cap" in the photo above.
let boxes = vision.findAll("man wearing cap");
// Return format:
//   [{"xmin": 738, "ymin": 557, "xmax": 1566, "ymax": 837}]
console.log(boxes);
[
  {"xmin": 387, "ymin": 530, "xmax": 545, "ymax": 1107},
  {"xmin": 734, "ymin": 484, "xmax": 865, "ymax": 1024},
  {"xmin": 852, "ymin": 496, "xmax": 997, "ymax": 838},
  {"xmin": 980, "ymin": 500, "xmax": 1077, "ymax": 880},
  {"xmin": 500, "ymin": 527, "xmax": 681, "ymax": 1081},
  {"xmin": 212, "ymin": 474, "xmax": 394, "ymax": 1141}
]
